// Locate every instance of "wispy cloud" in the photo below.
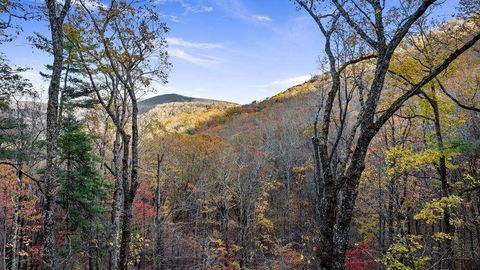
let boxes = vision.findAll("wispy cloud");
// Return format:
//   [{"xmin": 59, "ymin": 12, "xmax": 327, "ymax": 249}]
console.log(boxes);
[
  {"xmin": 72, "ymin": 0, "xmax": 107, "ymax": 10},
  {"xmin": 167, "ymin": 37, "xmax": 223, "ymax": 49},
  {"xmin": 212, "ymin": 0, "xmax": 272, "ymax": 23},
  {"xmin": 22, "ymin": 69, "xmax": 48, "ymax": 90},
  {"xmin": 253, "ymin": 15, "xmax": 272, "ymax": 22},
  {"xmin": 270, "ymin": 75, "xmax": 311, "ymax": 86},
  {"xmin": 249, "ymin": 74, "xmax": 312, "ymax": 92},
  {"xmin": 169, "ymin": 48, "xmax": 222, "ymax": 67},
  {"xmin": 167, "ymin": 15, "xmax": 181, "ymax": 23},
  {"xmin": 157, "ymin": 0, "xmax": 213, "ymax": 15}
]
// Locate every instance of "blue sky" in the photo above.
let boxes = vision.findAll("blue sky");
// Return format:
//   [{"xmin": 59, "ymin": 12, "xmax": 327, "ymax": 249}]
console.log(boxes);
[
  {"xmin": 2, "ymin": 0, "xmax": 459, "ymax": 104},
  {"xmin": 150, "ymin": 0, "xmax": 326, "ymax": 104}
]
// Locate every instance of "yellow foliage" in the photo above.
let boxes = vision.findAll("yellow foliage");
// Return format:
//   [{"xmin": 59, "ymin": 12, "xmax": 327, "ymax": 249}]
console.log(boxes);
[
  {"xmin": 380, "ymin": 235, "xmax": 430, "ymax": 270},
  {"xmin": 271, "ymin": 81, "xmax": 315, "ymax": 101},
  {"xmin": 432, "ymin": 232, "xmax": 452, "ymax": 241},
  {"xmin": 385, "ymin": 145, "xmax": 459, "ymax": 177},
  {"xmin": 414, "ymin": 195, "xmax": 462, "ymax": 224}
]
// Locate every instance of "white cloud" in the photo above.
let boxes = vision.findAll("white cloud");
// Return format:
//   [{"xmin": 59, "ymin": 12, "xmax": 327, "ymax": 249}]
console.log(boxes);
[
  {"xmin": 72, "ymin": 0, "xmax": 107, "ymax": 10},
  {"xmin": 167, "ymin": 37, "xmax": 223, "ymax": 49},
  {"xmin": 212, "ymin": 0, "xmax": 272, "ymax": 24},
  {"xmin": 249, "ymin": 75, "xmax": 312, "ymax": 92},
  {"xmin": 270, "ymin": 75, "xmax": 311, "ymax": 86},
  {"xmin": 166, "ymin": 37, "xmax": 227, "ymax": 67},
  {"xmin": 22, "ymin": 69, "xmax": 48, "ymax": 90},
  {"xmin": 169, "ymin": 48, "xmax": 221, "ymax": 67},
  {"xmin": 144, "ymin": 84, "xmax": 178, "ymax": 96},
  {"xmin": 167, "ymin": 15, "xmax": 181, "ymax": 23},
  {"xmin": 211, "ymin": 0, "xmax": 248, "ymax": 19},
  {"xmin": 253, "ymin": 15, "xmax": 272, "ymax": 22},
  {"xmin": 202, "ymin": 6, "xmax": 214, "ymax": 12},
  {"xmin": 146, "ymin": 82, "xmax": 211, "ymax": 101},
  {"xmin": 157, "ymin": 0, "xmax": 213, "ymax": 14}
]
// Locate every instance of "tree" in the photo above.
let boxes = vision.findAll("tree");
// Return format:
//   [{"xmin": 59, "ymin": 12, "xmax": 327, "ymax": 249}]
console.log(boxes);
[
  {"xmin": 42, "ymin": 0, "xmax": 72, "ymax": 268},
  {"xmin": 154, "ymin": 153, "xmax": 165, "ymax": 270},
  {"xmin": 0, "ymin": 57, "xmax": 44, "ymax": 270},
  {"xmin": 56, "ymin": 113, "xmax": 109, "ymax": 269},
  {"xmin": 0, "ymin": 55, "xmax": 33, "ymax": 113},
  {"xmin": 294, "ymin": 0, "xmax": 480, "ymax": 269},
  {"xmin": 0, "ymin": 0, "xmax": 28, "ymax": 43},
  {"xmin": 68, "ymin": 1, "xmax": 170, "ymax": 268}
]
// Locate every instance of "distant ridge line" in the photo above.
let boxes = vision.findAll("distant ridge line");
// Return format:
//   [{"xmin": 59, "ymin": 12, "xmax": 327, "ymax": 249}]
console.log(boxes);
[{"xmin": 138, "ymin": 93, "xmax": 237, "ymax": 113}]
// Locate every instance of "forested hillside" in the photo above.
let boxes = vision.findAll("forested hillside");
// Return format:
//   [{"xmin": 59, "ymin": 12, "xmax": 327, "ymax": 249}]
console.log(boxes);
[{"xmin": 1, "ymin": 0, "xmax": 480, "ymax": 270}]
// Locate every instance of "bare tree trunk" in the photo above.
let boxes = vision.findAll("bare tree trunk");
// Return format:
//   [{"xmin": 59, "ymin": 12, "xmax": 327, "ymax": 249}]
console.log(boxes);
[
  {"xmin": 109, "ymin": 128, "xmax": 123, "ymax": 270},
  {"xmin": 424, "ymin": 88, "xmax": 454, "ymax": 269},
  {"xmin": 378, "ymin": 175, "xmax": 385, "ymax": 252},
  {"xmin": 43, "ymin": 1, "xmax": 71, "ymax": 268},
  {"xmin": 386, "ymin": 177, "xmax": 395, "ymax": 247},
  {"xmin": 117, "ymin": 131, "xmax": 130, "ymax": 270},
  {"xmin": 154, "ymin": 153, "xmax": 165, "ymax": 270},
  {"xmin": 2, "ymin": 204, "xmax": 7, "ymax": 270},
  {"xmin": 119, "ymin": 89, "xmax": 139, "ymax": 270},
  {"xmin": 10, "ymin": 163, "xmax": 23, "ymax": 270}
]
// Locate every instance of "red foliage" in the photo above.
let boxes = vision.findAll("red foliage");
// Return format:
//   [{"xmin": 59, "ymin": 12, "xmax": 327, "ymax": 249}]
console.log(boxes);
[
  {"xmin": 345, "ymin": 240, "xmax": 379, "ymax": 270},
  {"xmin": 134, "ymin": 179, "xmax": 155, "ymax": 226}
]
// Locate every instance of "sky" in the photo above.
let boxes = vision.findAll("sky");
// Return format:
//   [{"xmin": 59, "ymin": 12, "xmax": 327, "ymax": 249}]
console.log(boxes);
[{"xmin": 1, "ymin": 0, "xmax": 460, "ymax": 104}]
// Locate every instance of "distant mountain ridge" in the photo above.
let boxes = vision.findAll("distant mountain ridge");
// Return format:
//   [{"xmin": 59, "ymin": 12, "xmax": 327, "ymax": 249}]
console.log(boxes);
[{"xmin": 138, "ymin": 93, "xmax": 236, "ymax": 113}]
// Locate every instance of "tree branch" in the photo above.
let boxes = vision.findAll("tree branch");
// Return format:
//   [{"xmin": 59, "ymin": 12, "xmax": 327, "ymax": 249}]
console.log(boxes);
[
  {"xmin": 436, "ymin": 78, "xmax": 480, "ymax": 113},
  {"xmin": 338, "ymin": 54, "xmax": 377, "ymax": 73},
  {"xmin": 375, "ymin": 30, "xmax": 480, "ymax": 129},
  {"xmin": 386, "ymin": 0, "xmax": 437, "ymax": 56},
  {"xmin": 332, "ymin": 0, "xmax": 378, "ymax": 48},
  {"xmin": 0, "ymin": 161, "xmax": 44, "ymax": 193}
]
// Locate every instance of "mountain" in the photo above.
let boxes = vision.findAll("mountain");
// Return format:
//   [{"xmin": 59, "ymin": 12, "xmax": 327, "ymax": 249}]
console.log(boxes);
[
  {"xmin": 189, "ymin": 76, "xmax": 320, "ymax": 137},
  {"xmin": 139, "ymin": 94, "xmax": 238, "ymax": 134},
  {"xmin": 139, "ymin": 78, "xmax": 319, "ymax": 138},
  {"xmin": 138, "ymin": 93, "xmax": 235, "ymax": 114}
]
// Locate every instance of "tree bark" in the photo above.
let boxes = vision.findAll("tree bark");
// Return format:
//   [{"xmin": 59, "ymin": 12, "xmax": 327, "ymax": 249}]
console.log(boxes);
[
  {"xmin": 43, "ymin": 1, "xmax": 71, "ymax": 268},
  {"xmin": 154, "ymin": 153, "xmax": 165, "ymax": 270},
  {"xmin": 10, "ymin": 162, "xmax": 23, "ymax": 270},
  {"xmin": 119, "ymin": 87, "xmax": 139, "ymax": 270},
  {"xmin": 424, "ymin": 88, "xmax": 454, "ymax": 269},
  {"xmin": 109, "ymin": 119, "xmax": 123, "ymax": 270}
]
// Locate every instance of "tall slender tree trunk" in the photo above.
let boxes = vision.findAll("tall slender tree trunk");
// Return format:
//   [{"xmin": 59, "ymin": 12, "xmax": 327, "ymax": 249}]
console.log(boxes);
[
  {"xmin": 11, "ymin": 163, "xmax": 23, "ymax": 270},
  {"xmin": 42, "ymin": 29, "xmax": 62, "ymax": 270},
  {"xmin": 43, "ymin": 1, "xmax": 71, "ymax": 268},
  {"xmin": 154, "ymin": 153, "xmax": 165, "ymax": 270},
  {"xmin": 44, "ymin": 3, "xmax": 64, "ymax": 269},
  {"xmin": 109, "ymin": 129, "xmax": 123, "ymax": 270},
  {"xmin": 386, "ymin": 177, "xmax": 395, "ymax": 247},
  {"xmin": 116, "ymin": 131, "xmax": 130, "ymax": 270},
  {"xmin": 427, "ymin": 89, "xmax": 454, "ymax": 269},
  {"xmin": 119, "ymin": 89, "xmax": 139, "ymax": 270},
  {"xmin": 2, "ymin": 198, "xmax": 8, "ymax": 270}
]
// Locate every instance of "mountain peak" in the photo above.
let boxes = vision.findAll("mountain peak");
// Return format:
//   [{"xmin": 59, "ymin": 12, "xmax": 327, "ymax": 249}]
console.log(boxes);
[{"xmin": 138, "ymin": 93, "xmax": 234, "ymax": 113}]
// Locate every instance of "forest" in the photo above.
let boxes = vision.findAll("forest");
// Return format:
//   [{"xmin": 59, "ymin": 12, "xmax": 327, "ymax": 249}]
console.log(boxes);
[{"xmin": 0, "ymin": 0, "xmax": 480, "ymax": 269}]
